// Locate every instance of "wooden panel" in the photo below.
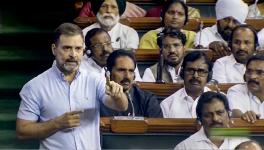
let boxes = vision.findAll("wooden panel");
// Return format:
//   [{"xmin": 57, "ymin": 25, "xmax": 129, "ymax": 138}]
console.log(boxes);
[
  {"xmin": 100, "ymin": 117, "xmax": 264, "ymax": 134},
  {"xmin": 136, "ymin": 82, "xmax": 236, "ymax": 97},
  {"xmin": 135, "ymin": 49, "xmax": 215, "ymax": 62},
  {"xmin": 74, "ymin": 17, "xmax": 264, "ymax": 31}
]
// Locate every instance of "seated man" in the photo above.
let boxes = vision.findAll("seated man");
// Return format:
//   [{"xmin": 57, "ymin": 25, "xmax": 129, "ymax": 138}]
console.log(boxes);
[
  {"xmin": 80, "ymin": 28, "xmax": 141, "ymax": 81},
  {"xmin": 146, "ymin": 0, "xmax": 200, "ymax": 19},
  {"xmin": 175, "ymin": 91, "xmax": 248, "ymax": 149},
  {"xmin": 235, "ymin": 140, "xmax": 263, "ymax": 150},
  {"xmin": 100, "ymin": 49, "xmax": 163, "ymax": 117},
  {"xmin": 212, "ymin": 25, "xmax": 258, "ymax": 83},
  {"xmin": 161, "ymin": 51, "xmax": 213, "ymax": 118},
  {"xmin": 227, "ymin": 54, "xmax": 264, "ymax": 123},
  {"xmin": 140, "ymin": 0, "xmax": 196, "ymax": 49},
  {"xmin": 142, "ymin": 27, "xmax": 185, "ymax": 83},
  {"xmin": 82, "ymin": 0, "xmax": 139, "ymax": 50},
  {"xmin": 195, "ymin": 0, "xmax": 248, "ymax": 58}
]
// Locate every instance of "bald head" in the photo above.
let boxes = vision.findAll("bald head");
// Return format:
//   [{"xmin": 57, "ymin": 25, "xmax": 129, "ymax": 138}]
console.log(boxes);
[{"xmin": 235, "ymin": 141, "xmax": 263, "ymax": 150}]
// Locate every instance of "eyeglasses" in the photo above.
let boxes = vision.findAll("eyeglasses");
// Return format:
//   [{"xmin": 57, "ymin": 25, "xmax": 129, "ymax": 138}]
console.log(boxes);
[
  {"xmin": 91, "ymin": 41, "xmax": 113, "ymax": 50},
  {"xmin": 184, "ymin": 68, "xmax": 209, "ymax": 77}
]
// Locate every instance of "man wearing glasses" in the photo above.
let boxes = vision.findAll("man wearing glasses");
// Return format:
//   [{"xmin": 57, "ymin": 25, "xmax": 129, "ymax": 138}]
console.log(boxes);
[
  {"xmin": 227, "ymin": 54, "xmax": 264, "ymax": 123},
  {"xmin": 142, "ymin": 27, "xmax": 186, "ymax": 83},
  {"xmin": 80, "ymin": 28, "xmax": 142, "ymax": 81},
  {"xmin": 161, "ymin": 51, "xmax": 213, "ymax": 118}
]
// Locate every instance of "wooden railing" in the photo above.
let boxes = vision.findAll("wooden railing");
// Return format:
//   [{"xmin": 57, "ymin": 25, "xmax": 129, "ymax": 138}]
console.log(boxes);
[
  {"xmin": 100, "ymin": 117, "xmax": 264, "ymax": 134},
  {"xmin": 135, "ymin": 48, "xmax": 215, "ymax": 62},
  {"xmin": 74, "ymin": 17, "xmax": 264, "ymax": 31},
  {"xmin": 136, "ymin": 82, "xmax": 237, "ymax": 97}
]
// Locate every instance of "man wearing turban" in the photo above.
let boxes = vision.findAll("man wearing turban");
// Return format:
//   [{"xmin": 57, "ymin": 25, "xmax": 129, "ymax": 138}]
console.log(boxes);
[
  {"xmin": 194, "ymin": 0, "xmax": 249, "ymax": 58},
  {"xmin": 82, "ymin": 0, "xmax": 139, "ymax": 50}
]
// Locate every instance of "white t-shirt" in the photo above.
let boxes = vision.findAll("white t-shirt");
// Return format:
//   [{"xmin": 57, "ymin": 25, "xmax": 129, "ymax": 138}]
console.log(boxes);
[
  {"xmin": 175, "ymin": 127, "xmax": 249, "ymax": 150},
  {"xmin": 83, "ymin": 22, "xmax": 139, "ymax": 50},
  {"xmin": 160, "ymin": 87, "xmax": 211, "ymax": 118},
  {"xmin": 212, "ymin": 54, "xmax": 246, "ymax": 83},
  {"xmin": 195, "ymin": 25, "xmax": 226, "ymax": 47},
  {"xmin": 227, "ymin": 84, "xmax": 264, "ymax": 118}
]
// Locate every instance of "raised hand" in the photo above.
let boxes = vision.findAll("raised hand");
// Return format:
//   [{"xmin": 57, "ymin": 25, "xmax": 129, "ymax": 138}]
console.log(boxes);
[{"xmin": 105, "ymin": 71, "xmax": 124, "ymax": 99}]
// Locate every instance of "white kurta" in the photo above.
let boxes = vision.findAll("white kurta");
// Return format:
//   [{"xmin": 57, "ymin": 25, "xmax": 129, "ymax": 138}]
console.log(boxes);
[
  {"xmin": 175, "ymin": 127, "xmax": 249, "ymax": 150},
  {"xmin": 212, "ymin": 54, "xmax": 245, "ymax": 83},
  {"xmin": 227, "ymin": 84, "xmax": 264, "ymax": 118},
  {"xmin": 80, "ymin": 55, "xmax": 142, "ymax": 81},
  {"xmin": 194, "ymin": 25, "xmax": 226, "ymax": 47},
  {"xmin": 83, "ymin": 22, "xmax": 139, "ymax": 50},
  {"xmin": 160, "ymin": 87, "xmax": 211, "ymax": 118},
  {"xmin": 258, "ymin": 28, "xmax": 264, "ymax": 49}
]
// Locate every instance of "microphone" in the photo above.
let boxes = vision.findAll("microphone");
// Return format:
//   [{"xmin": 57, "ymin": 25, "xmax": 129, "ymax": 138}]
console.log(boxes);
[
  {"xmin": 116, "ymin": 37, "xmax": 121, "ymax": 49},
  {"xmin": 126, "ymin": 91, "xmax": 135, "ymax": 118},
  {"xmin": 253, "ymin": 0, "xmax": 259, "ymax": 18},
  {"xmin": 198, "ymin": 21, "xmax": 203, "ymax": 47},
  {"xmin": 156, "ymin": 48, "xmax": 164, "ymax": 83}
]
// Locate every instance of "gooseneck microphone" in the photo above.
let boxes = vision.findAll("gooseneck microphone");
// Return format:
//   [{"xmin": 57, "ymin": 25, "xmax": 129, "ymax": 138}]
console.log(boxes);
[{"xmin": 126, "ymin": 91, "xmax": 135, "ymax": 118}]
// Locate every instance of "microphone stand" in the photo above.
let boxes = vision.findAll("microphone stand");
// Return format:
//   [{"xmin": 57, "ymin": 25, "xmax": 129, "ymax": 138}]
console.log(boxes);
[{"xmin": 156, "ymin": 48, "xmax": 164, "ymax": 83}]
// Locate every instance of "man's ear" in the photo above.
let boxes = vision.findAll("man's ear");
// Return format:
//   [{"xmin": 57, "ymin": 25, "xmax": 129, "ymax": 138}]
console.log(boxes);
[{"xmin": 51, "ymin": 44, "xmax": 56, "ymax": 56}]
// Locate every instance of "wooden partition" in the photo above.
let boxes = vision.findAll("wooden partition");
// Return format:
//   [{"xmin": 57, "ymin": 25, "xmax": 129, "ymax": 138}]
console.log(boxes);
[
  {"xmin": 74, "ymin": 17, "xmax": 264, "ymax": 31},
  {"xmin": 135, "ymin": 48, "xmax": 215, "ymax": 62},
  {"xmin": 101, "ymin": 117, "xmax": 264, "ymax": 134},
  {"xmin": 100, "ymin": 117, "xmax": 264, "ymax": 149},
  {"xmin": 136, "ymin": 82, "xmax": 236, "ymax": 98}
]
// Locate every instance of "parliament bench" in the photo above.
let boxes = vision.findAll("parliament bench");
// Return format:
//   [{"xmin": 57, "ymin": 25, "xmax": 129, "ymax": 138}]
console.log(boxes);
[
  {"xmin": 100, "ymin": 117, "xmax": 264, "ymax": 149},
  {"xmin": 74, "ymin": 17, "xmax": 264, "ymax": 32},
  {"xmin": 136, "ymin": 82, "xmax": 236, "ymax": 100}
]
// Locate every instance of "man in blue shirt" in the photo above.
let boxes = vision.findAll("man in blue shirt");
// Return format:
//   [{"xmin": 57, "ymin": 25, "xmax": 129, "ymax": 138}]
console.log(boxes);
[{"xmin": 16, "ymin": 23, "xmax": 128, "ymax": 149}]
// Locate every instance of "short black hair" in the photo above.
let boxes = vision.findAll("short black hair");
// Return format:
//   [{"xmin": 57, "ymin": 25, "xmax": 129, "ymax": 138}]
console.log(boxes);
[
  {"xmin": 85, "ymin": 28, "xmax": 110, "ymax": 50},
  {"xmin": 246, "ymin": 54, "xmax": 264, "ymax": 68},
  {"xmin": 157, "ymin": 27, "xmax": 187, "ymax": 48},
  {"xmin": 229, "ymin": 24, "xmax": 259, "ymax": 49},
  {"xmin": 196, "ymin": 91, "xmax": 230, "ymax": 122},
  {"xmin": 53, "ymin": 23, "xmax": 83, "ymax": 45},
  {"xmin": 106, "ymin": 49, "xmax": 136, "ymax": 72},
  {"xmin": 161, "ymin": 0, "xmax": 188, "ymax": 26},
  {"xmin": 180, "ymin": 51, "xmax": 213, "ymax": 82}
]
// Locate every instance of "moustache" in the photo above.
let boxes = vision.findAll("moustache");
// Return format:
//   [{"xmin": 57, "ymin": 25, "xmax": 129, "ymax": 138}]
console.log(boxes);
[
  {"xmin": 236, "ymin": 50, "xmax": 248, "ymax": 55},
  {"xmin": 66, "ymin": 59, "xmax": 78, "ymax": 63},
  {"xmin": 120, "ymin": 78, "xmax": 131, "ymax": 84},
  {"xmin": 248, "ymin": 79, "xmax": 259, "ymax": 85},
  {"xmin": 210, "ymin": 122, "xmax": 224, "ymax": 128},
  {"xmin": 189, "ymin": 78, "xmax": 201, "ymax": 84},
  {"xmin": 102, "ymin": 13, "xmax": 115, "ymax": 18}
]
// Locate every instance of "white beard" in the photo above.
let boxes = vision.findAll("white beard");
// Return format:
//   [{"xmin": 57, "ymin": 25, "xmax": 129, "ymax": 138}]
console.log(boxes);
[{"xmin": 96, "ymin": 13, "xmax": 120, "ymax": 28}]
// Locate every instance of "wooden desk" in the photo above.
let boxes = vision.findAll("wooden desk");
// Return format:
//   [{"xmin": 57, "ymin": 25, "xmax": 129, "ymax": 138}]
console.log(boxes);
[
  {"xmin": 137, "ymin": 82, "xmax": 236, "ymax": 97},
  {"xmin": 74, "ymin": 17, "xmax": 264, "ymax": 31},
  {"xmin": 100, "ymin": 117, "xmax": 264, "ymax": 149},
  {"xmin": 101, "ymin": 117, "xmax": 264, "ymax": 134}
]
